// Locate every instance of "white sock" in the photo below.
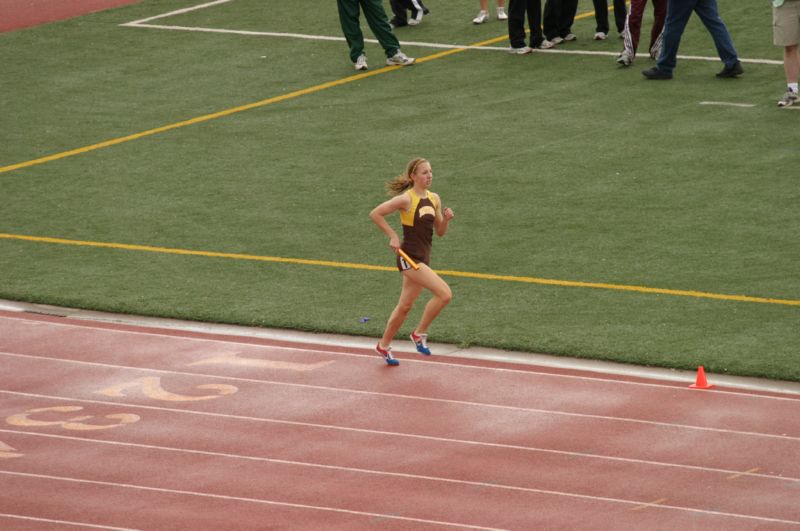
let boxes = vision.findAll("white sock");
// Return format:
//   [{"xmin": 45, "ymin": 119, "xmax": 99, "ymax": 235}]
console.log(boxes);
[{"xmin": 789, "ymin": 82, "xmax": 799, "ymax": 93}]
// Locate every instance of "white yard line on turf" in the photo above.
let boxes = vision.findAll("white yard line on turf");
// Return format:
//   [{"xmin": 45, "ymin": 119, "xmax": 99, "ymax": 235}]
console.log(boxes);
[
  {"xmin": 120, "ymin": 0, "xmax": 235, "ymax": 26},
  {"xmin": 700, "ymin": 102, "xmax": 757, "ymax": 108},
  {"xmin": 120, "ymin": 0, "xmax": 782, "ymax": 65}
]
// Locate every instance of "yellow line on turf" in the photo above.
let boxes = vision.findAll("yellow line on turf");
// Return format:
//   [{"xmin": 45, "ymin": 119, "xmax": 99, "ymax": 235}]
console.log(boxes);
[
  {"xmin": 0, "ymin": 9, "xmax": 601, "ymax": 174},
  {"xmin": 2, "ymin": 232, "xmax": 799, "ymax": 307},
  {"xmin": 0, "ymin": 67, "xmax": 392, "ymax": 175}
]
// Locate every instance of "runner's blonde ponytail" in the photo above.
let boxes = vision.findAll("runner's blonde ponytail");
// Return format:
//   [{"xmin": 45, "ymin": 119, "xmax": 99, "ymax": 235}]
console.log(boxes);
[{"xmin": 385, "ymin": 157, "xmax": 428, "ymax": 196}]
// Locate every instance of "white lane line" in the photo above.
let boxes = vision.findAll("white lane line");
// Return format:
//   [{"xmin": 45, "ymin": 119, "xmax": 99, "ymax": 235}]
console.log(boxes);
[
  {"xmin": 120, "ymin": 0, "xmax": 235, "ymax": 26},
  {"xmin": 4, "ymin": 317, "xmax": 799, "ymax": 402},
  {"xmin": 0, "ymin": 470, "xmax": 503, "ymax": 530},
  {"xmin": 3, "ymin": 352, "xmax": 799, "ymax": 441},
  {"xmin": 700, "ymin": 101, "xmax": 757, "ymax": 108},
  {"xmin": 5, "ymin": 427, "xmax": 798, "ymax": 487},
  {"xmin": 2, "ymin": 468, "xmax": 797, "ymax": 526},
  {"xmin": 1, "ymin": 393, "xmax": 798, "ymax": 483},
  {"xmin": 0, "ymin": 513, "xmax": 137, "ymax": 530}
]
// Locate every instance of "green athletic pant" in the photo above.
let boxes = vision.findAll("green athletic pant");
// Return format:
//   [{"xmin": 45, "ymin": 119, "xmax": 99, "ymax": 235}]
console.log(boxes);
[{"xmin": 336, "ymin": 0, "xmax": 400, "ymax": 62}]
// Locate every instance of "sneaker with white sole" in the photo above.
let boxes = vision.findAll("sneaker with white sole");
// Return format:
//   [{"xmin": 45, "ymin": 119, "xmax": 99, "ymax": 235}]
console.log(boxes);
[
  {"xmin": 497, "ymin": 7, "xmax": 508, "ymax": 20},
  {"xmin": 410, "ymin": 331, "xmax": 431, "ymax": 355},
  {"xmin": 550, "ymin": 36, "xmax": 564, "ymax": 45},
  {"xmin": 354, "ymin": 54, "xmax": 368, "ymax": 71},
  {"xmin": 539, "ymin": 39, "xmax": 555, "ymax": 49},
  {"xmin": 386, "ymin": 51, "xmax": 415, "ymax": 66},
  {"xmin": 778, "ymin": 90, "xmax": 798, "ymax": 107},
  {"xmin": 593, "ymin": 31, "xmax": 607, "ymax": 40},
  {"xmin": 508, "ymin": 45, "xmax": 533, "ymax": 54},
  {"xmin": 375, "ymin": 343, "xmax": 400, "ymax": 366},
  {"xmin": 616, "ymin": 51, "xmax": 632, "ymax": 67},
  {"xmin": 564, "ymin": 33, "xmax": 577, "ymax": 42},
  {"xmin": 472, "ymin": 10, "xmax": 488, "ymax": 24},
  {"xmin": 408, "ymin": 6, "xmax": 426, "ymax": 25}
]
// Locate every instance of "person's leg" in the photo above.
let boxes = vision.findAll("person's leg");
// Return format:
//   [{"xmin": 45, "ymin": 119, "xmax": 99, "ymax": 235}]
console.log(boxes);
[
  {"xmin": 626, "ymin": 0, "xmax": 646, "ymax": 55},
  {"xmin": 693, "ymin": 0, "xmax": 739, "ymax": 68},
  {"xmin": 508, "ymin": 0, "xmax": 529, "ymax": 48},
  {"xmin": 361, "ymin": 0, "xmax": 401, "ymax": 57},
  {"xmin": 649, "ymin": 0, "xmax": 667, "ymax": 55},
  {"xmin": 406, "ymin": 265, "xmax": 452, "ymax": 336},
  {"xmin": 379, "ymin": 275, "xmax": 424, "ymax": 348},
  {"xmin": 613, "ymin": 0, "xmax": 627, "ymax": 33},
  {"xmin": 388, "ymin": 0, "xmax": 408, "ymax": 26},
  {"xmin": 559, "ymin": 0, "xmax": 578, "ymax": 36},
  {"xmin": 655, "ymin": 0, "xmax": 695, "ymax": 74},
  {"xmin": 526, "ymin": 0, "xmax": 544, "ymax": 46},
  {"xmin": 336, "ymin": 0, "xmax": 365, "ymax": 62},
  {"xmin": 786, "ymin": 44, "xmax": 800, "ymax": 84},
  {"xmin": 408, "ymin": 0, "xmax": 427, "ymax": 24},
  {"xmin": 593, "ymin": 0, "xmax": 610, "ymax": 34},
  {"xmin": 475, "ymin": 0, "xmax": 490, "ymax": 23},
  {"xmin": 542, "ymin": 0, "xmax": 560, "ymax": 40}
]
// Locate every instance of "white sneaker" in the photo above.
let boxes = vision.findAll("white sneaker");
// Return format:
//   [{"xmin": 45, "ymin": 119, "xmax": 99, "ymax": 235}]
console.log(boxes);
[
  {"xmin": 593, "ymin": 32, "xmax": 607, "ymax": 40},
  {"xmin": 497, "ymin": 7, "xmax": 508, "ymax": 20},
  {"xmin": 354, "ymin": 54, "xmax": 368, "ymax": 71},
  {"xmin": 508, "ymin": 46, "xmax": 533, "ymax": 54},
  {"xmin": 778, "ymin": 90, "xmax": 798, "ymax": 107},
  {"xmin": 386, "ymin": 51, "xmax": 415, "ymax": 66},
  {"xmin": 550, "ymin": 36, "xmax": 564, "ymax": 45},
  {"xmin": 472, "ymin": 10, "xmax": 488, "ymax": 24},
  {"xmin": 615, "ymin": 51, "xmax": 632, "ymax": 67},
  {"xmin": 539, "ymin": 39, "xmax": 555, "ymax": 49},
  {"xmin": 564, "ymin": 33, "xmax": 577, "ymax": 42},
  {"xmin": 408, "ymin": 8, "xmax": 424, "ymax": 25}
]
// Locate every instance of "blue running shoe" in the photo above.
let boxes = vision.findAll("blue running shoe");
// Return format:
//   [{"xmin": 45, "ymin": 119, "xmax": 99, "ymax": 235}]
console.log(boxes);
[
  {"xmin": 375, "ymin": 343, "xmax": 399, "ymax": 366},
  {"xmin": 410, "ymin": 331, "xmax": 431, "ymax": 355}
]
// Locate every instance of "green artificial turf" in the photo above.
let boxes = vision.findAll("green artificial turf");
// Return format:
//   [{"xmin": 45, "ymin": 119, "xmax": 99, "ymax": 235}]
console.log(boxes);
[{"xmin": 2, "ymin": 0, "xmax": 798, "ymax": 381}]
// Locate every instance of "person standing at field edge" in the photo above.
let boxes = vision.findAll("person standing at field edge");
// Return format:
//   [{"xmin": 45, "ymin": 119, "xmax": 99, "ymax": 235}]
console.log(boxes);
[
  {"xmin": 336, "ymin": 0, "xmax": 415, "ymax": 71},
  {"xmin": 369, "ymin": 158, "xmax": 455, "ymax": 366},
  {"xmin": 642, "ymin": 0, "xmax": 743, "ymax": 80},
  {"xmin": 773, "ymin": 0, "xmax": 800, "ymax": 107}
]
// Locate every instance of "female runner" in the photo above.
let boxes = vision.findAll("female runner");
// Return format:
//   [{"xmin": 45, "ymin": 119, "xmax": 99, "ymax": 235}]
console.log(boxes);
[{"xmin": 369, "ymin": 158, "xmax": 455, "ymax": 366}]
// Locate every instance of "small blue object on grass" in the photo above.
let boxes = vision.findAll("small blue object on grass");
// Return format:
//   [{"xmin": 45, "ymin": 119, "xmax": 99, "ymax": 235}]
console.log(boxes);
[{"xmin": 359, "ymin": 317, "xmax": 370, "ymax": 324}]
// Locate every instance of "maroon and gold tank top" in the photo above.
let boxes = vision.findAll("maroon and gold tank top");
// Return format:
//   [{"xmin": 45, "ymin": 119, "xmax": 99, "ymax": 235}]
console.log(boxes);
[{"xmin": 399, "ymin": 189, "xmax": 439, "ymax": 266}]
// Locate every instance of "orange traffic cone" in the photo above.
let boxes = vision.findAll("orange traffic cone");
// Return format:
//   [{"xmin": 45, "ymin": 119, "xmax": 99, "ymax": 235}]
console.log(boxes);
[{"xmin": 689, "ymin": 366, "xmax": 714, "ymax": 389}]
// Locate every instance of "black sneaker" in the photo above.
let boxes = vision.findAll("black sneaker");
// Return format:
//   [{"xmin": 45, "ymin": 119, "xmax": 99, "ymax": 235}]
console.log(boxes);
[
  {"xmin": 716, "ymin": 61, "xmax": 743, "ymax": 78},
  {"xmin": 390, "ymin": 17, "xmax": 407, "ymax": 28},
  {"xmin": 642, "ymin": 67, "xmax": 672, "ymax": 80}
]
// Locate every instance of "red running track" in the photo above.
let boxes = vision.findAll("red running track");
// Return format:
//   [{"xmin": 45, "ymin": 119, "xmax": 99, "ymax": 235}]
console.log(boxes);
[
  {"xmin": 1, "ymin": 310, "xmax": 799, "ymax": 530},
  {"xmin": 0, "ymin": 0, "xmax": 142, "ymax": 32}
]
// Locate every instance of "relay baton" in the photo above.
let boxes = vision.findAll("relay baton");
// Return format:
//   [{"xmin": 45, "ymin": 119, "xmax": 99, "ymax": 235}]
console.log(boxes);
[{"xmin": 397, "ymin": 248, "xmax": 420, "ymax": 270}]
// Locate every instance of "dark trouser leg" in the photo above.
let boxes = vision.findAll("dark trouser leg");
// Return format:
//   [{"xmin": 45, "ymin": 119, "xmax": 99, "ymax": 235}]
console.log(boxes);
[
  {"xmin": 526, "ymin": 0, "xmax": 543, "ymax": 46},
  {"xmin": 656, "ymin": 0, "xmax": 695, "ymax": 74},
  {"xmin": 693, "ymin": 0, "xmax": 739, "ymax": 67},
  {"xmin": 649, "ymin": 0, "xmax": 667, "ymax": 51},
  {"xmin": 361, "ymin": 0, "xmax": 401, "ymax": 58},
  {"xmin": 559, "ymin": 0, "xmax": 578, "ymax": 36},
  {"xmin": 626, "ymin": 0, "xmax": 646, "ymax": 54},
  {"xmin": 593, "ymin": 0, "xmax": 609, "ymax": 34},
  {"xmin": 508, "ymin": 0, "xmax": 529, "ymax": 48},
  {"xmin": 542, "ymin": 0, "xmax": 560, "ymax": 40},
  {"xmin": 337, "ymin": 0, "xmax": 365, "ymax": 62},
  {"xmin": 389, "ymin": 0, "xmax": 407, "ymax": 25},
  {"xmin": 613, "ymin": 0, "xmax": 627, "ymax": 32}
]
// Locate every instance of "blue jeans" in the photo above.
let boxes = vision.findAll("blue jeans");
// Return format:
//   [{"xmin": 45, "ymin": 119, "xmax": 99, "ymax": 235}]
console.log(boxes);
[{"xmin": 656, "ymin": 0, "xmax": 739, "ymax": 74}]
